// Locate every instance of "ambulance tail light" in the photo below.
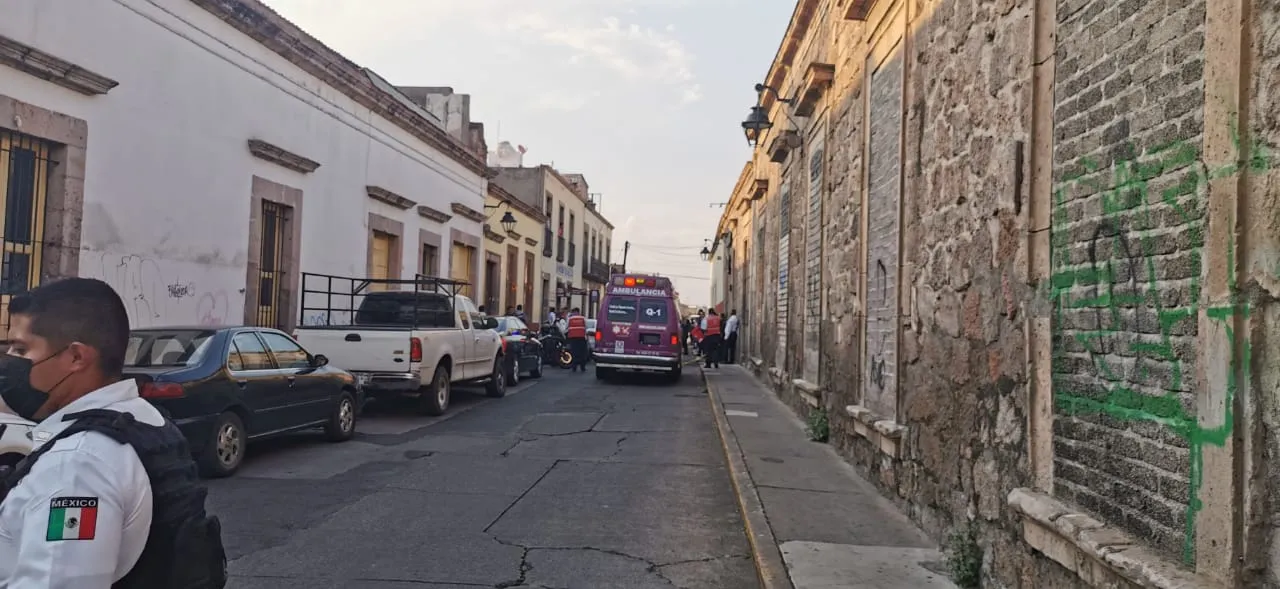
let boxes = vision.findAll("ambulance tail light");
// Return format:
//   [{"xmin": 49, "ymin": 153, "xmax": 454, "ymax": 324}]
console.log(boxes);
[
  {"xmin": 140, "ymin": 382, "xmax": 185, "ymax": 399},
  {"xmin": 670, "ymin": 334, "xmax": 679, "ymax": 346},
  {"xmin": 410, "ymin": 337, "xmax": 423, "ymax": 363},
  {"xmin": 594, "ymin": 330, "xmax": 602, "ymax": 342}
]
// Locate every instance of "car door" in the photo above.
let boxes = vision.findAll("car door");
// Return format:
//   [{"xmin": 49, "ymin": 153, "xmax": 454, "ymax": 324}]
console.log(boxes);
[
  {"xmin": 258, "ymin": 330, "xmax": 331, "ymax": 424},
  {"xmin": 226, "ymin": 331, "xmax": 286, "ymax": 435},
  {"xmin": 453, "ymin": 296, "xmax": 480, "ymax": 379}
]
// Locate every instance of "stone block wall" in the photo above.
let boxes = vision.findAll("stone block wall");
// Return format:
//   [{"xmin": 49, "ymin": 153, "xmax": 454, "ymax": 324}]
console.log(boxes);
[
  {"xmin": 720, "ymin": 0, "xmax": 1280, "ymax": 584},
  {"xmin": 891, "ymin": 0, "xmax": 1041, "ymax": 586},
  {"xmin": 1049, "ymin": 0, "xmax": 1207, "ymax": 563},
  {"xmin": 1248, "ymin": 3, "xmax": 1280, "ymax": 586}
]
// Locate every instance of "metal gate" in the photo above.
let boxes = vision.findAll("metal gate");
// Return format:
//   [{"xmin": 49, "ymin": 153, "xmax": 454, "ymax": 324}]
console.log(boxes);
[
  {"xmin": 0, "ymin": 130, "xmax": 53, "ymax": 337},
  {"xmin": 257, "ymin": 200, "xmax": 287, "ymax": 329}
]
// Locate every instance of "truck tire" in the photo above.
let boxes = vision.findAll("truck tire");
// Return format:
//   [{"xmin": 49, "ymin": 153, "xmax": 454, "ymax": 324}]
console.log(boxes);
[
  {"xmin": 418, "ymin": 365, "xmax": 450, "ymax": 416},
  {"xmin": 486, "ymin": 356, "xmax": 507, "ymax": 398}
]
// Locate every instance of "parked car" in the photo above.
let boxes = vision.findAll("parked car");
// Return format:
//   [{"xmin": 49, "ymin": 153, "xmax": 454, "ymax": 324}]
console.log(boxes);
[
  {"xmin": 0, "ymin": 411, "xmax": 35, "ymax": 468},
  {"xmin": 122, "ymin": 326, "xmax": 362, "ymax": 478},
  {"xmin": 494, "ymin": 316, "xmax": 543, "ymax": 384},
  {"xmin": 294, "ymin": 273, "xmax": 506, "ymax": 416}
]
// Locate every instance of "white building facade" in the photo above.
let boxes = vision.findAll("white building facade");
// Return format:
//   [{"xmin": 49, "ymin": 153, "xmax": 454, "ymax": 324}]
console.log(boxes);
[{"xmin": 0, "ymin": 0, "xmax": 490, "ymax": 331}]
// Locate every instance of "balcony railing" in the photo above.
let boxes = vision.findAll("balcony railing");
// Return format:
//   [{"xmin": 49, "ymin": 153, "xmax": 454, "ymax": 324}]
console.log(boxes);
[
  {"xmin": 568, "ymin": 242, "xmax": 576, "ymax": 267},
  {"xmin": 585, "ymin": 259, "xmax": 610, "ymax": 283},
  {"xmin": 556, "ymin": 236, "xmax": 565, "ymax": 262},
  {"xmin": 543, "ymin": 227, "xmax": 553, "ymax": 257}
]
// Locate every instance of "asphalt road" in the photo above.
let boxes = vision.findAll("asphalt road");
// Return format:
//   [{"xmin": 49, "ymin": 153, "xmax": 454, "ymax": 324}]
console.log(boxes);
[{"xmin": 207, "ymin": 364, "xmax": 758, "ymax": 589}]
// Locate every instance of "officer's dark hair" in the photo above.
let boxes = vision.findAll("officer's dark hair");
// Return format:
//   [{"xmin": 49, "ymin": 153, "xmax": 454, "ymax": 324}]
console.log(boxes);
[
  {"xmin": 9, "ymin": 278, "xmax": 130, "ymax": 376},
  {"xmin": 572, "ymin": 307, "xmax": 580, "ymax": 313}
]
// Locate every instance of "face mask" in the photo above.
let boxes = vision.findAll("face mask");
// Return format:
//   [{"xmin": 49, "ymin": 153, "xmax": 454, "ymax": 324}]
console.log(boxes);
[{"xmin": 0, "ymin": 350, "xmax": 68, "ymax": 421}]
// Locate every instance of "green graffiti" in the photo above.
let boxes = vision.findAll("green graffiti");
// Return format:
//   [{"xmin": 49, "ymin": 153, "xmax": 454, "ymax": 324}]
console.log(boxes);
[{"xmin": 1048, "ymin": 116, "xmax": 1271, "ymax": 564}]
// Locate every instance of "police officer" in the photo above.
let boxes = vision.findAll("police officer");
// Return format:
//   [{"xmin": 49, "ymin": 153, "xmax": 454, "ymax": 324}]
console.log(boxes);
[
  {"xmin": 0, "ymin": 278, "xmax": 225, "ymax": 587},
  {"xmin": 564, "ymin": 308, "xmax": 589, "ymax": 373}
]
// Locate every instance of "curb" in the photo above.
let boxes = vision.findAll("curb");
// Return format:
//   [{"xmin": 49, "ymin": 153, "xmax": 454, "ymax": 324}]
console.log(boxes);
[{"xmin": 702, "ymin": 367, "xmax": 794, "ymax": 589}]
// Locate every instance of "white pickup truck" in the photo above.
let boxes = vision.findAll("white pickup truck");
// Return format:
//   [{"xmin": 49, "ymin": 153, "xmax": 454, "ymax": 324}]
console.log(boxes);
[{"xmin": 294, "ymin": 274, "xmax": 506, "ymax": 416}]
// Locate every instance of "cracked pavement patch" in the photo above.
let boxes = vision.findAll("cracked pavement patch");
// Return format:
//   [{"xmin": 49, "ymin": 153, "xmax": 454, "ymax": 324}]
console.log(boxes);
[{"xmin": 207, "ymin": 370, "xmax": 757, "ymax": 587}]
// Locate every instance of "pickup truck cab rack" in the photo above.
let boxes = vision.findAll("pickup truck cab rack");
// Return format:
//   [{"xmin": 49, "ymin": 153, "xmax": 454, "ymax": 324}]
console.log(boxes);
[
  {"xmin": 294, "ymin": 272, "xmax": 505, "ymax": 416},
  {"xmin": 299, "ymin": 272, "xmax": 468, "ymax": 328}
]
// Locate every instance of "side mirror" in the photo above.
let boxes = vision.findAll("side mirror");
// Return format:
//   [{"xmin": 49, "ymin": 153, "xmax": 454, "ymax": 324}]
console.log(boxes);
[{"xmin": 312, "ymin": 354, "xmax": 329, "ymax": 367}]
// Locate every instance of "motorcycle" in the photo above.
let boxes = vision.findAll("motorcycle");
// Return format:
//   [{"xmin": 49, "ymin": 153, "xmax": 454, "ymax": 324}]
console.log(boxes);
[{"xmin": 537, "ymin": 326, "xmax": 574, "ymax": 369}]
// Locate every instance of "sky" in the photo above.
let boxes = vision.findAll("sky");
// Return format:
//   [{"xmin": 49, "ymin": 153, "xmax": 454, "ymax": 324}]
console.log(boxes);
[{"xmin": 260, "ymin": 0, "xmax": 795, "ymax": 308}]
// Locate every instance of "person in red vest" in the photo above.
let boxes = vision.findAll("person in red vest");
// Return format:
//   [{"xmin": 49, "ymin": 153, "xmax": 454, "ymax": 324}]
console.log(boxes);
[
  {"xmin": 700, "ymin": 309, "xmax": 723, "ymax": 369},
  {"xmin": 564, "ymin": 307, "xmax": 589, "ymax": 373}
]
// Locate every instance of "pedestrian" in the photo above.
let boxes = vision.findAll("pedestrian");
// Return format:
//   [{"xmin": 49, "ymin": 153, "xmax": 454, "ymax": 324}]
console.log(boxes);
[
  {"xmin": 515, "ymin": 304, "xmax": 527, "ymax": 322},
  {"xmin": 547, "ymin": 307, "xmax": 557, "ymax": 325},
  {"xmin": 680, "ymin": 317, "xmax": 691, "ymax": 355},
  {"xmin": 478, "ymin": 305, "xmax": 487, "ymax": 314},
  {"xmin": 0, "ymin": 278, "xmax": 227, "ymax": 587},
  {"xmin": 564, "ymin": 307, "xmax": 589, "ymax": 373},
  {"xmin": 724, "ymin": 309, "xmax": 739, "ymax": 364},
  {"xmin": 701, "ymin": 309, "xmax": 723, "ymax": 369}
]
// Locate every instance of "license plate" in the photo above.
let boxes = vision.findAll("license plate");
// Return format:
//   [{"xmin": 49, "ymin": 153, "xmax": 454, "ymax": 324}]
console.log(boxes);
[{"xmin": 614, "ymin": 341, "xmax": 624, "ymax": 353}]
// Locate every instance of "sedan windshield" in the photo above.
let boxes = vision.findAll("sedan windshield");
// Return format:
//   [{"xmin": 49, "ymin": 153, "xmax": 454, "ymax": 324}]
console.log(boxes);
[{"xmin": 125, "ymin": 330, "xmax": 216, "ymax": 367}]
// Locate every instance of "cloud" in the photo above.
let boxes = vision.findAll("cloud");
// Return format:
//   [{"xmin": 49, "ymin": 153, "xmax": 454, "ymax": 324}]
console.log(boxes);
[
  {"xmin": 457, "ymin": 5, "xmax": 700, "ymax": 107},
  {"xmin": 262, "ymin": 0, "xmax": 700, "ymax": 110}
]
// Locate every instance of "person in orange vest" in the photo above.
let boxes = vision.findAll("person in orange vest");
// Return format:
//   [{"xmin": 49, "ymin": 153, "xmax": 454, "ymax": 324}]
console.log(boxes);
[
  {"xmin": 700, "ymin": 309, "xmax": 723, "ymax": 369},
  {"xmin": 564, "ymin": 307, "xmax": 589, "ymax": 373}
]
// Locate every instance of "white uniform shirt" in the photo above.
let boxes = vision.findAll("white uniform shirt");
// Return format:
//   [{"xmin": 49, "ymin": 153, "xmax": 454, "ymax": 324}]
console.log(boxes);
[
  {"xmin": 0, "ymin": 379, "xmax": 162, "ymax": 587},
  {"xmin": 725, "ymin": 315, "xmax": 739, "ymax": 336}
]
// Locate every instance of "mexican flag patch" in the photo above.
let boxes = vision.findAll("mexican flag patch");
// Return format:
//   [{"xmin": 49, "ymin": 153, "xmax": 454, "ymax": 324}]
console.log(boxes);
[{"xmin": 47, "ymin": 497, "xmax": 98, "ymax": 541}]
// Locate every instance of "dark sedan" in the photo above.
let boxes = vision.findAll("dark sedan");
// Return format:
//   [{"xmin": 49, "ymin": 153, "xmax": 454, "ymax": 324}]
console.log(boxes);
[
  {"xmin": 123, "ymin": 326, "xmax": 363, "ymax": 478},
  {"xmin": 495, "ymin": 316, "xmax": 543, "ymax": 384}
]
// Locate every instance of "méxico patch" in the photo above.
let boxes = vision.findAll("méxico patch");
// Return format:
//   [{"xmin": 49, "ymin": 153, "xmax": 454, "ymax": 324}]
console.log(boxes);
[{"xmin": 47, "ymin": 497, "xmax": 98, "ymax": 541}]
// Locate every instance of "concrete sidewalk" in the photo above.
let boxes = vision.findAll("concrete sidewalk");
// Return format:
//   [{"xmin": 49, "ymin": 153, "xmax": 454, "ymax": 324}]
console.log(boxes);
[{"xmin": 702, "ymin": 365, "xmax": 957, "ymax": 589}]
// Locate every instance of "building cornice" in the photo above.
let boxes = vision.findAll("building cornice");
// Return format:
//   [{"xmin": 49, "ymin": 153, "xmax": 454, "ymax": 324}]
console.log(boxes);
[
  {"xmin": 451, "ymin": 202, "xmax": 485, "ymax": 223},
  {"xmin": 759, "ymin": 0, "xmax": 821, "ymax": 114},
  {"xmin": 248, "ymin": 139, "xmax": 320, "ymax": 173},
  {"xmin": 417, "ymin": 205, "xmax": 452, "ymax": 223},
  {"xmin": 0, "ymin": 34, "xmax": 118, "ymax": 96},
  {"xmin": 366, "ymin": 186, "xmax": 415, "ymax": 210},
  {"xmin": 189, "ymin": 0, "xmax": 489, "ymax": 177}
]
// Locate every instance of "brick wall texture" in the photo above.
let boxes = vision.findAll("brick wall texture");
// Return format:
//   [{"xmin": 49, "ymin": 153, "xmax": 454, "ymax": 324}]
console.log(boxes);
[
  {"xmin": 1049, "ymin": 0, "xmax": 1207, "ymax": 562},
  {"xmin": 716, "ymin": 0, "xmax": 1280, "ymax": 585},
  {"xmin": 864, "ymin": 49, "xmax": 904, "ymax": 421}
]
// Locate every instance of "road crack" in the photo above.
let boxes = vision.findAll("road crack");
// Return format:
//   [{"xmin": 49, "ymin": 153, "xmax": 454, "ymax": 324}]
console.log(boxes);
[
  {"xmin": 483, "ymin": 460, "xmax": 562, "ymax": 533},
  {"xmin": 486, "ymin": 539, "xmax": 680, "ymax": 588},
  {"xmin": 491, "ymin": 538, "xmax": 532, "ymax": 588},
  {"xmin": 605, "ymin": 435, "xmax": 629, "ymax": 460}
]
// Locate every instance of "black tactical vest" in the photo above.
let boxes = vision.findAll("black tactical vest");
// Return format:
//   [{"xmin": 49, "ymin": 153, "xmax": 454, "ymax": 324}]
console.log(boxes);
[{"xmin": 0, "ymin": 409, "xmax": 228, "ymax": 589}]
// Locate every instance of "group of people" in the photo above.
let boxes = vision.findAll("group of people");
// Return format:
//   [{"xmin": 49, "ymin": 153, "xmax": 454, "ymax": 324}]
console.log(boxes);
[
  {"xmin": 0, "ymin": 278, "xmax": 227, "ymax": 587},
  {"xmin": 681, "ymin": 309, "xmax": 739, "ymax": 368}
]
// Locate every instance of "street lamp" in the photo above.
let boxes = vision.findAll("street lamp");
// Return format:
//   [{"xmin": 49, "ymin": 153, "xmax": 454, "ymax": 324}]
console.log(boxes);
[
  {"xmin": 484, "ymin": 200, "xmax": 519, "ymax": 234},
  {"xmin": 700, "ymin": 246, "xmax": 711, "ymax": 261},
  {"xmin": 741, "ymin": 83, "xmax": 799, "ymax": 146},
  {"xmin": 498, "ymin": 211, "xmax": 517, "ymax": 233}
]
